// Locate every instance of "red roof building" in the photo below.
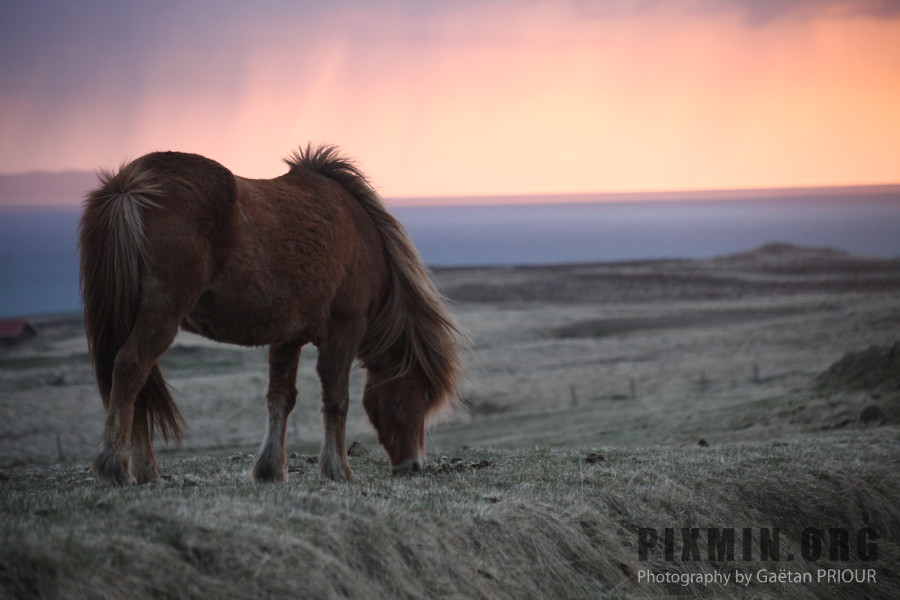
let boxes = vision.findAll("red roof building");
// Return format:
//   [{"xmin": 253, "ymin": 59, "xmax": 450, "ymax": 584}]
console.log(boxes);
[{"xmin": 0, "ymin": 319, "xmax": 37, "ymax": 346}]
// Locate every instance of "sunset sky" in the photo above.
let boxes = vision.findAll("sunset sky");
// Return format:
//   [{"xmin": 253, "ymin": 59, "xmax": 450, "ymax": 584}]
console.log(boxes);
[{"xmin": 1, "ymin": 0, "xmax": 899, "ymax": 201}]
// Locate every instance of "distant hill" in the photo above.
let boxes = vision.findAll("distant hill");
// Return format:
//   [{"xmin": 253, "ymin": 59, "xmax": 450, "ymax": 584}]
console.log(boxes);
[{"xmin": 0, "ymin": 171, "xmax": 97, "ymax": 207}]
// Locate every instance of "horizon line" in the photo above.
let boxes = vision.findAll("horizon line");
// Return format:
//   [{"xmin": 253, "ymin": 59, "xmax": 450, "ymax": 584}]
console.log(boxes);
[
  {"xmin": 386, "ymin": 182, "xmax": 900, "ymax": 207},
  {"xmin": 1, "ymin": 179, "xmax": 898, "ymax": 209}
]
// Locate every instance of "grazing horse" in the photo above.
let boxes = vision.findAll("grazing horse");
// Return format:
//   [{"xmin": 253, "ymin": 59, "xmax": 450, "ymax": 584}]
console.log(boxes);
[{"xmin": 79, "ymin": 145, "xmax": 462, "ymax": 485}]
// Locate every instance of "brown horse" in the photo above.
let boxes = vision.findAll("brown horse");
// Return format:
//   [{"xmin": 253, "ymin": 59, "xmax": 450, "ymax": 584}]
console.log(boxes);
[{"xmin": 79, "ymin": 145, "xmax": 462, "ymax": 485}]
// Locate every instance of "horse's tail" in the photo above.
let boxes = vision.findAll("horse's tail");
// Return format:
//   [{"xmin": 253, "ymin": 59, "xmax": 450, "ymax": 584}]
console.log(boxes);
[
  {"xmin": 79, "ymin": 161, "xmax": 183, "ymax": 442},
  {"xmin": 285, "ymin": 144, "xmax": 463, "ymax": 419}
]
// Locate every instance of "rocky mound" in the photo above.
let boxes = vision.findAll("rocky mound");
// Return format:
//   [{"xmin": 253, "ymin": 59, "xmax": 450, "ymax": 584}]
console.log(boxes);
[
  {"xmin": 723, "ymin": 242, "xmax": 852, "ymax": 263},
  {"xmin": 813, "ymin": 342, "xmax": 900, "ymax": 425},
  {"xmin": 716, "ymin": 243, "xmax": 884, "ymax": 274},
  {"xmin": 814, "ymin": 343, "xmax": 900, "ymax": 395}
]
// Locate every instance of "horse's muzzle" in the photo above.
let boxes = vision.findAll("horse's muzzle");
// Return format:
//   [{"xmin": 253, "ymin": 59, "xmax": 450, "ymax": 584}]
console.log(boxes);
[{"xmin": 391, "ymin": 457, "xmax": 425, "ymax": 475}]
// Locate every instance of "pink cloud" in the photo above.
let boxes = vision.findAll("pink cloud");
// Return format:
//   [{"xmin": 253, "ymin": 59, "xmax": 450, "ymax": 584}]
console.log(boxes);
[{"xmin": 1, "ymin": 1, "xmax": 898, "ymax": 199}]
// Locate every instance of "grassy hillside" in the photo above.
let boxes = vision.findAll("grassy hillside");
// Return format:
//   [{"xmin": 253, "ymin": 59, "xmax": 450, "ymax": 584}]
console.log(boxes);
[
  {"xmin": 2, "ymin": 434, "xmax": 898, "ymax": 600},
  {"xmin": 2, "ymin": 247, "xmax": 898, "ymax": 598}
]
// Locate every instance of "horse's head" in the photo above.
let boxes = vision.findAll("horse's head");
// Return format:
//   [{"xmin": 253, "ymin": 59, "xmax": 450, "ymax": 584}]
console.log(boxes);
[{"xmin": 363, "ymin": 371, "xmax": 431, "ymax": 473}]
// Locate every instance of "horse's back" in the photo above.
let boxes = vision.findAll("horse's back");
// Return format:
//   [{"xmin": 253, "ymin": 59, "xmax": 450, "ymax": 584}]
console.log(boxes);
[
  {"xmin": 225, "ymin": 171, "xmax": 386, "ymax": 335},
  {"xmin": 136, "ymin": 156, "xmax": 388, "ymax": 346},
  {"xmin": 131, "ymin": 151, "xmax": 238, "ymax": 251},
  {"xmin": 137, "ymin": 151, "xmax": 235, "ymax": 198}
]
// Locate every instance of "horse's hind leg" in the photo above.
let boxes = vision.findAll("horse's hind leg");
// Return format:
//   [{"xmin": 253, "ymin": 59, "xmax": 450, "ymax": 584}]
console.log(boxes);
[
  {"xmin": 251, "ymin": 341, "xmax": 302, "ymax": 482},
  {"xmin": 94, "ymin": 307, "xmax": 182, "ymax": 485},
  {"xmin": 317, "ymin": 320, "xmax": 366, "ymax": 481},
  {"xmin": 130, "ymin": 397, "xmax": 157, "ymax": 483}
]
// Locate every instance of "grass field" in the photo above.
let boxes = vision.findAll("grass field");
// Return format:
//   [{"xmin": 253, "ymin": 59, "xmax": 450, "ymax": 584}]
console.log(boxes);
[
  {"xmin": 3, "ymin": 435, "xmax": 898, "ymax": 600},
  {"xmin": 1, "ymin": 245, "xmax": 899, "ymax": 599}
]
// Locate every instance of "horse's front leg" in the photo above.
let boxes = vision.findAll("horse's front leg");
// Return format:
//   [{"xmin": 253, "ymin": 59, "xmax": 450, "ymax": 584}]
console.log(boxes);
[
  {"xmin": 252, "ymin": 341, "xmax": 302, "ymax": 482},
  {"xmin": 316, "ymin": 320, "xmax": 366, "ymax": 481}
]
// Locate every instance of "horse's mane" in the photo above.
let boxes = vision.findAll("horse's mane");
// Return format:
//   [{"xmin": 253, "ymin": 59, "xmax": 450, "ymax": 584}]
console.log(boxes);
[{"xmin": 284, "ymin": 144, "xmax": 462, "ymax": 417}]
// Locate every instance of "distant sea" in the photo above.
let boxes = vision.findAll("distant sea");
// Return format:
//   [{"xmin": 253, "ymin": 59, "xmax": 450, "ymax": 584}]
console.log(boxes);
[{"xmin": 2, "ymin": 191, "xmax": 900, "ymax": 318}]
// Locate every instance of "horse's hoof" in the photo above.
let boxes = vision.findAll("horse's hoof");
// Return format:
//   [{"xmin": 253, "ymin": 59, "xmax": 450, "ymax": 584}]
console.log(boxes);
[
  {"xmin": 331, "ymin": 468, "xmax": 354, "ymax": 481},
  {"xmin": 251, "ymin": 446, "xmax": 287, "ymax": 483},
  {"xmin": 318, "ymin": 459, "xmax": 353, "ymax": 481},
  {"xmin": 319, "ymin": 466, "xmax": 353, "ymax": 481},
  {"xmin": 131, "ymin": 462, "xmax": 159, "ymax": 485},
  {"xmin": 250, "ymin": 463, "xmax": 287, "ymax": 483},
  {"xmin": 92, "ymin": 448, "xmax": 135, "ymax": 486}
]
